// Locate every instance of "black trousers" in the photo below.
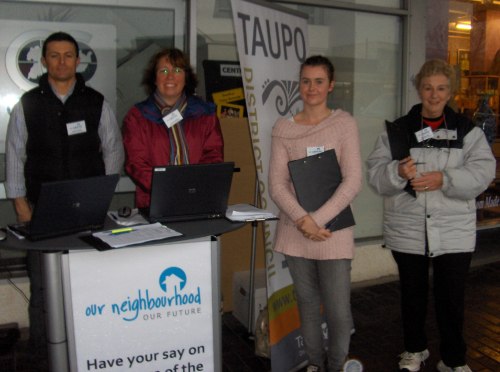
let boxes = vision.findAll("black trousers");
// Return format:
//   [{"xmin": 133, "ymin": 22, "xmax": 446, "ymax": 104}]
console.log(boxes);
[{"xmin": 392, "ymin": 250, "xmax": 472, "ymax": 367}]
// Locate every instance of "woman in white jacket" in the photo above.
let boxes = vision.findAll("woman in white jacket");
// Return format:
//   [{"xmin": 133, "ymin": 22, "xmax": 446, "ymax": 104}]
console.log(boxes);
[{"xmin": 367, "ymin": 59, "xmax": 495, "ymax": 372}]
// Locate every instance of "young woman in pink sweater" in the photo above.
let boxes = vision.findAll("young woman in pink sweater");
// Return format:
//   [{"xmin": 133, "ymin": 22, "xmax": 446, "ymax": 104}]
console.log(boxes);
[{"xmin": 269, "ymin": 56, "xmax": 362, "ymax": 372}]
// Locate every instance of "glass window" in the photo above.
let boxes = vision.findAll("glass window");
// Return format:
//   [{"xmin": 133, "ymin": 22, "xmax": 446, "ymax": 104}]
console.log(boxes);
[
  {"xmin": 348, "ymin": 0, "xmax": 401, "ymax": 7},
  {"xmin": 448, "ymin": 0, "xmax": 500, "ymax": 226},
  {"xmin": 198, "ymin": 1, "xmax": 404, "ymax": 238},
  {"xmin": 0, "ymin": 0, "xmax": 186, "ymax": 186},
  {"xmin": 279, "ymin": 4, "xmax": 404, "ymax": 238},
  {"xmin": 0, "ymin": 0, "xmax": 186, "ymax": 262}
]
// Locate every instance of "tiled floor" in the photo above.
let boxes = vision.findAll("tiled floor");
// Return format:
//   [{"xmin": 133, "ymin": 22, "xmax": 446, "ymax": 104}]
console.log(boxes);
[
  {"xmin": 221, "ymin": 259, "xmax": 500, "ymax": 372},
  {"xmin": 348, "ymin": 261, "xmax": 500, "ymax": 371},
  {"xmin": 4, "ymin": 258, "xmax": 500, "ymax": 371}
]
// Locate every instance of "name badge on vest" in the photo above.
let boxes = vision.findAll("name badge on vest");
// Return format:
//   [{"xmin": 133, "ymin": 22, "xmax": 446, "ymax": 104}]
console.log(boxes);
[
  {"xmin": 162, "ymin": 109, "xmax": 183, "ymax": 128},
  {"xmin": 307, "ymin": 146, "xmax": 325, "ymax": 156},
  {"xmin": 415, "ymin": 127, "xmax": 433, "ymax": 143},
  {"xmin": 66, "ymin": 120, "xmax": 87, "ymax": 136}
]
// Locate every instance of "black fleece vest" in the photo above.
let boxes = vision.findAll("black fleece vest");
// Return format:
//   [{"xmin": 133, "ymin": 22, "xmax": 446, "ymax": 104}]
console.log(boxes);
[{"xmin": 22, "ymin": 74, "xmax": 105, "ymax": 203}]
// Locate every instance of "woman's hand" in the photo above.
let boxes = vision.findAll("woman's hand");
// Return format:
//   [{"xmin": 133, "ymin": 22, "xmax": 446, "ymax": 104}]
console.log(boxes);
[
  {"xmin": 296, "ymin": 214, "xmax": 332, "ymax": 241},
  {"xmin": 398, "ymin": 156, "xmax": 418, "ymax": 180},
  {"xmin": 411, "ymin": 171, "xmax": 443, "ymax": 192}
]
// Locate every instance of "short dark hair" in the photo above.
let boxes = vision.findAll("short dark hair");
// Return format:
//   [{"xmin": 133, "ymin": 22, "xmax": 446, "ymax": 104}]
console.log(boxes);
[
  {"xmin": 141, "ymin": 48, "xmax": 198, "ymax": 96},
  {"xmin": 300, "ymin": 55, "xmax": 335, "ymax": 82},
  {"xmin": 42, "ymin": 31, "xmax": 79, "ymax": 58}
]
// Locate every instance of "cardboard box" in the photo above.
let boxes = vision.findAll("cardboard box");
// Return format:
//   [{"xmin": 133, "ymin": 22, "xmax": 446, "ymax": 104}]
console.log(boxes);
[{"xmin": 232, "ymin": 268, "xmax": 268, "ymax": 333}]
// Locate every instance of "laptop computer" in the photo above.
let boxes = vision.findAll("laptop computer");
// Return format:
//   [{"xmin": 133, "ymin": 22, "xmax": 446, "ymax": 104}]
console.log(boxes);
[
  {"xmin": 9, "ymin": 174, "xmax": 119, "ymax": 241},
  {"xmin": 146, "ymin": 162, "xmax": 234, "ymax": 223}
]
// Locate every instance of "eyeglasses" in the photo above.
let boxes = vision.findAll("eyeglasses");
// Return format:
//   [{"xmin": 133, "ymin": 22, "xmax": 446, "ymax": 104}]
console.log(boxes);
[{"xmin": 157, "ymin": 67, "xmax": 184, "ymax": 75}]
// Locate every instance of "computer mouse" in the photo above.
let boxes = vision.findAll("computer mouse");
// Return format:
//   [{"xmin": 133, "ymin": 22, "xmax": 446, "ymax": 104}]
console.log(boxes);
[
  {"xmin": 118, "ymin": 206, "xmax": 132, "ymax": 218},
  {"xmin": 0, "ymin": 229, "xmax": 6, "ymax": 241}
]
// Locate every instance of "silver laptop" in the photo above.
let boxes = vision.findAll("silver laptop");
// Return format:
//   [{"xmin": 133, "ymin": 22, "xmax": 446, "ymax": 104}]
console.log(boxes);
[
  {"xmin": 146, "ymin": 162, "xmax": 234, "ymax": 223},
  {"xmin": 9, "ymin": 174, "xmax": 119, "ymax": 241}
]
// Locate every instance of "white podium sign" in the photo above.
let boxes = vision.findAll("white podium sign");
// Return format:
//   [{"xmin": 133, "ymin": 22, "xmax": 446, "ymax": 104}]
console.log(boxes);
[{"xmin": 62, "ymin": 238, "xmax": 216, "ymax": 372}]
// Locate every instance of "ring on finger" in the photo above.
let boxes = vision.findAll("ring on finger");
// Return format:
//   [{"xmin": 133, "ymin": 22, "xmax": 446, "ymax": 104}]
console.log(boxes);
[{"xmin": 424, "ymin": 186, "xmax": 429, "ymax": 190}]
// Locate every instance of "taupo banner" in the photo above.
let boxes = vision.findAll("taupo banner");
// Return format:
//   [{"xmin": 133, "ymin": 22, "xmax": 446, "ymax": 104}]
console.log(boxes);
[{"xmin": 230, "ymin": 0, "xmax": 309, "ymax": 370}]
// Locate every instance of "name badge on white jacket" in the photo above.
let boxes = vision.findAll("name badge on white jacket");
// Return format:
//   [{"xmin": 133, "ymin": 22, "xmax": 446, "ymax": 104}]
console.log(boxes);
[{"xmin": 415, "ymin": 127, "xmax": 433, "ymax": 142}]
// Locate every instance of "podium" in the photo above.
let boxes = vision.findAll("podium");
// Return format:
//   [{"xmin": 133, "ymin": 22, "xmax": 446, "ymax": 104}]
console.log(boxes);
[{"xmin": 0, "ymin": 218, "xmax": 243, "ymax": 372}]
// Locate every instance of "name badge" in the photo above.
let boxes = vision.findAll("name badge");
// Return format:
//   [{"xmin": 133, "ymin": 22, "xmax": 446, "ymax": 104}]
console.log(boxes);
[
  {"xmin": 415, "ymin": 127, "xmax": 433, "ymax": 143},
  {"xmin": 66, "ymin": 120, "xmax": 87, "ymax": 136},
  {"xmin": 433, "ymin": 129, "xmax": 457, "ymax": 140},
  {"xmin": 307, "ymin": 146, "xmax": 325, "ymax": 156},
  {"xmin": 162, "ymin": 109, "xmax": 183, "ymax": 128}
]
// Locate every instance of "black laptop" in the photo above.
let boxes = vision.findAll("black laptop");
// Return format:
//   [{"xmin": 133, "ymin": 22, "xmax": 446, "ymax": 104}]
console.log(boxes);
[
  {"xmin": 9, "ymin": 174, "xmax": 119, "ymax": 241},
  {"xmin": 146, "ymin": 162, "xmax": 234, "ymax": 223}
]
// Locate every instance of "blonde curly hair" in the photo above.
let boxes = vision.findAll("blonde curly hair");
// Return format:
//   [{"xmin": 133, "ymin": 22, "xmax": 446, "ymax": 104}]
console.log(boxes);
[{"xmin": 413, "ymin": 59, "xmax": 457, "ymax": 94}]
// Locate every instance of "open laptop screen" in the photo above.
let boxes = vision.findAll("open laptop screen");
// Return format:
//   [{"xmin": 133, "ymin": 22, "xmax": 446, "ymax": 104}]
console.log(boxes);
[
  {"xmin": 9, "ymin": 174, "xmax": 119, "ymax": 240},
  {"xmin": 148, "ymin": 162, "xmax": 234, "ymax": 223}
]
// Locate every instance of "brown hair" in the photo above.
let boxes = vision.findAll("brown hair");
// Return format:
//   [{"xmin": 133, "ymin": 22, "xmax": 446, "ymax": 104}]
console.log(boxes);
[
  {"xmin": 300, "ymin": 55, "xmax": 335, "ymax": 82},
  {"xmin": 141, "ymin": 48, "xmax": 198, "ymax": 96}
]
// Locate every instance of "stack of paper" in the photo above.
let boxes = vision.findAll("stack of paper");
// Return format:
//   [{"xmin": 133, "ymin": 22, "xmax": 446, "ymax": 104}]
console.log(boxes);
[
  {"xmin": 92, "ymin": 223, "xmax": 182, "ymax": 248},
  {"xmin": 226, "ymin": 204, "xmax": 277, "ymax": 221}
]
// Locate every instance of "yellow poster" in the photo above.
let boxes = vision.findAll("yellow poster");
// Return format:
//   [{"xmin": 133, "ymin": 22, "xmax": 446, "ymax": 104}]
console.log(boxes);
[{"xmin": 212, "ymin": 87, "xmax": 244, "ymax": 104}]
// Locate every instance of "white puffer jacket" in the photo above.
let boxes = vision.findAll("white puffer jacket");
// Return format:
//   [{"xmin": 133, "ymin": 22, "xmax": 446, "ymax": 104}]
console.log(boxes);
[{"xmin": 367, "ymin": 104, "xmax": 496, "ymax": 257}]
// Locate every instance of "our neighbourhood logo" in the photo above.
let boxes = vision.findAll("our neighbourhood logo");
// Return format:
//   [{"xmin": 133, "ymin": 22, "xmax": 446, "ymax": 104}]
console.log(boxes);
[{"xmin": 84, "ymin": 266, "xmax": 203, "ymax": 322}]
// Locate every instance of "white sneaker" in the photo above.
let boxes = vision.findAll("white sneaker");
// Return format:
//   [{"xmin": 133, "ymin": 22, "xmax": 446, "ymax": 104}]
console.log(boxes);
[
  {"xmin": 398, "ymin": 349, "xmax": 430, "ymax": 371},
  {"xmin": 343, "ymin": 359, "xmax": 363, "ymax": 372},
  {"xmin": 436, "ymin": 360, "xmax": 472, "ymax": 372},
  {"xmin": 306, "ymin": 365, "xmax": 321, "ymax": 372}
]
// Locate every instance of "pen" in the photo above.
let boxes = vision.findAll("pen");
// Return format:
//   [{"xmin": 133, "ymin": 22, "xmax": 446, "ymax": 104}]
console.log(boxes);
[{"xmin": 110, "ymin": 228, "xmax": 133, "ymax": 235}]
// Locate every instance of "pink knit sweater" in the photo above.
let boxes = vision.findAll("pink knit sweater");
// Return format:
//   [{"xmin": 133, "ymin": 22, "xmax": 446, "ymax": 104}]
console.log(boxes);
[{"xmin": 268, "ymin": 110, "xmax": 362, "ymax": 260}]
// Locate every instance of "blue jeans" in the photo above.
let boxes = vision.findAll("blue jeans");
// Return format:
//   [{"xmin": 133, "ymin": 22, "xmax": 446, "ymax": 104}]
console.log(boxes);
[
  {"xmin": 286, "ymin": 255, "xmax": 353, "ymax": 371},
  {"xmin": 392, "ymin": 250, "xmax": 471, "ymax": 367}
]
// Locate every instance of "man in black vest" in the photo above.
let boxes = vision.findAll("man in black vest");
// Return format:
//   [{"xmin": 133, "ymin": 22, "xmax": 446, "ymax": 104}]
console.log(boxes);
[{"xmin": 5, "ymin": 32, "xmax": 124, "ymax": 366}]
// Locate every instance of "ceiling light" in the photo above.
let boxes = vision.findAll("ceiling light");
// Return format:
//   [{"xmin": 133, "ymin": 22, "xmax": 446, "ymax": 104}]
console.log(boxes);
[{"xmin": 456, "ymin": 22, "xmax": 472, "ymax": 30}]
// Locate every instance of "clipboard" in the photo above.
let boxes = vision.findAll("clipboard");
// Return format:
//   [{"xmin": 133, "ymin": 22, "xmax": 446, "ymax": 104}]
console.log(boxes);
[
  {"xmin": 385, "ymin": 120, "xmax": 411, "ymax": 160},
  {"xmin": 288, "ymin": 149, "xmax": 355, "ymax": 232},
  {"xmin": 385, "ymin": 120, "xmax": 416, "ymax": 197}
]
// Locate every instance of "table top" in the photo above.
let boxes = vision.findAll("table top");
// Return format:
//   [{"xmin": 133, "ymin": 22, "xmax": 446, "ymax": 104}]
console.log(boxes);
[{"xmin": 0, "ymin": 217, "xmax": 245, "ymax": 252}]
